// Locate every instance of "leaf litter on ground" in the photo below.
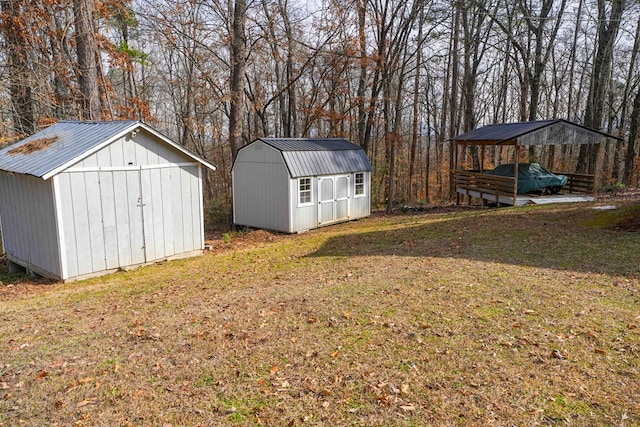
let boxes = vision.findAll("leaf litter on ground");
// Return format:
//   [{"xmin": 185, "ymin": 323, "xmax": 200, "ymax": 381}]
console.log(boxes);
[{"xmin": 0, "ymin": 201, "xmax": 639, "ymax": 426}]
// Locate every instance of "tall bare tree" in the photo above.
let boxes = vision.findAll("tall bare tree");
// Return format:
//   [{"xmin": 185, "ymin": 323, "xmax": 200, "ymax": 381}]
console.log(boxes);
[
  {"xmin": 1, "ymin": 0, "xmax": 34, "ymax": 136},
  {"xmin": 74, "ymin": 0, "xmax": 102, "ymax": 120},
  {"xmin": 577, "ymin": 0, "xmax": 626, "ymax": 173},
  {"xmin": 229, "ymin": 0, "xmax": 246, "ymax": 159}
]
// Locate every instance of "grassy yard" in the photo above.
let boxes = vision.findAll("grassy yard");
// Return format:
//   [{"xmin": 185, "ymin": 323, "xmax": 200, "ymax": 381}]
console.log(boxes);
[{"xmin": 0, "ymin": 202, "xmax": 639, "ymax": 426}]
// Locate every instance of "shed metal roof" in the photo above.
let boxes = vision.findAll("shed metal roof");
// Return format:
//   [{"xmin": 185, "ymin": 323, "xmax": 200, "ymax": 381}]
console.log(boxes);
[
  {"xmin": 257, "ymin": 138, "xmax": 371, "ymax": 178},
  {"xmin": 0, "ymin": 120, "xmax": 216, "ymax": 179},
  {"xmin": 452, "ymin": 119, "xmax": 620, "ymax": 145}
]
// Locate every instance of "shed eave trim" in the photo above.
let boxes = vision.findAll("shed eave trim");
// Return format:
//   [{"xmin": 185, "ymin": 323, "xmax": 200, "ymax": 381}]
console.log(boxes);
[
  {"xmin": 137, "ymin": 122, "xmax": 218, "ymax": 171},
  {"xmin": 41, "ymin": 122, "xmax": 216, "ymax": 180}
]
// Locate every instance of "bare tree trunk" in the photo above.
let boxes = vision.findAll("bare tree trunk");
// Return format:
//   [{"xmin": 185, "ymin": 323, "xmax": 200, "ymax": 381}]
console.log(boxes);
[
  {"xmin": 448, "ymin": 7, "xmax": 460, "ymax": 198},
  {"xmin": 613, "ymin": 11, "xmax": 640, "ymax": 182},
  {"xmin": 577, "ymin": 0, "xmax": 625, "ymax": 173},
  {"xmin": 356, "ymin": 0, "xmax": 367, "ymax": 147},
  {"xmin": 74, "ymin": 0, "xmax": 102, "ymax": 120},
  {"xmin": 460, "ymin": 0, "xmax": 494, "ymax": 170},
  {"xmin": 566, "ymin": 0, "xmax": 583, "ymax": 122},
  {"xmin": 409, "ymin": 9, "xmax": 424, "ymax": 203},
  {"xmin": 229, "ymin": 0, "xmax": 247, "ymax": 160},
  {"xmin": 623, "ymin": 87, "xmax": 640, "ymax": 185},
  {"xmin": 2, "ymin": 0, "xmax": 34, "ymax": 135},
  {"xmin": 278, "ymin": 0, "xmax": 297, "ymax": 137}
]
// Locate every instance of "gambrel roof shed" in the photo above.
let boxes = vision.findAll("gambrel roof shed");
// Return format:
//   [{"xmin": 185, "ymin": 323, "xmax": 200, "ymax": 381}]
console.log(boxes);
[
  {"xmin": 232, "ymin": 138, "xmax": 371, "ymax": 233},
  {"xmin": 0, "ymin": 120, "xmax": 216, "ymax": 282},
  {"xmin": 257, "ymin": 138, "xmax": 372, "ymax": 177}
]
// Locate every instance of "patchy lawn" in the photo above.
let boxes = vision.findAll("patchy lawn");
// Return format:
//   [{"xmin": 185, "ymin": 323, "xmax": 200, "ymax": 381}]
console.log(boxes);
[{"xmin": 1, "ymin": 202, "xmax": 639, "ymax": 426}]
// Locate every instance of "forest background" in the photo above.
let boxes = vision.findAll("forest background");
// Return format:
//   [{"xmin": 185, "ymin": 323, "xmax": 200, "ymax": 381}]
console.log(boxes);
[{"xmin": 1, "ymin": 0, "xmax": 639, "ymax": 221}]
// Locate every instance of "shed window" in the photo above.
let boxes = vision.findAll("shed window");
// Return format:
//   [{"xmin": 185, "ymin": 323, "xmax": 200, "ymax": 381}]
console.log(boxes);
[
  {"xmin": 299, "ymin": 178, "xmax": 312, "ymax": 205},
  {"xmin": 354, "ymin": 173, "xmax": 365, "ymax": 196}
]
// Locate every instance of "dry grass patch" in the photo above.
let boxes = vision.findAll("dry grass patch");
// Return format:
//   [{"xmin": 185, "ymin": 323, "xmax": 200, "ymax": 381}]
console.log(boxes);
[{"xmin": 0, "ymin": 203, "xmax": 639, "ymax": 426}]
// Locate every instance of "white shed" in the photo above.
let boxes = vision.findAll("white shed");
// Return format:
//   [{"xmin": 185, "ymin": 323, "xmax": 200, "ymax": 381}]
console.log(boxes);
[
  {"xmin": 0, "ymin": 120, "xmax": 216, "ymax": 282},
  {"xmin": 232, "ymin": 138, "xmax": 371, "ymax": 233}
]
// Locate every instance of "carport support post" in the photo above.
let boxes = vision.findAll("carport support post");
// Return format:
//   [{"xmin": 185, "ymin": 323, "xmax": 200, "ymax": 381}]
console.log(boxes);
[
  {"xmin": 592, "ymin": 142, "xmax": 602, "ymax": 200},
  {"xmin": 454, "ymin": 141, "xmax": 460, "ymax": 205},
  {"xmin": 513, "ymin": 147, "xmax": 519, "ymax": 205}
]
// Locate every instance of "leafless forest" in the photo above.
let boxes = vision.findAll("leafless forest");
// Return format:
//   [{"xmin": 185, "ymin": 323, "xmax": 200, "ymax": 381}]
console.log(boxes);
[{"xmin": 1, "ymin": 0, "xmax": 639, "ymax": 216}]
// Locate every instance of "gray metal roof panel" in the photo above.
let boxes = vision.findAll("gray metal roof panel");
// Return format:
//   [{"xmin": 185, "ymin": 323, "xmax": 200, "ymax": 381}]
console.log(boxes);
[
  {"xmin": 259, "ymin": 138, "xmax": 362, "ymax": 151},
  {"xmin": 452, "ymin": 120, "xmax": 560, "ymax": 142},
  {"xmin": 0, "ymin": 120, "xmax": 139, "ymax": 177},
  {"xmin": 234, "ymin": 137, "xmax": 371, "ymax": 177},
  {"xmin": 0, "ymin": 120, "xmax": 216, "ymax": 178},
  {"xmin": 452, "ymin": 119, "xmax": 620, "ymax": 144},
  {"xmin": 282, "ymin": 149, "xmax": 371, "ymax": 178}
]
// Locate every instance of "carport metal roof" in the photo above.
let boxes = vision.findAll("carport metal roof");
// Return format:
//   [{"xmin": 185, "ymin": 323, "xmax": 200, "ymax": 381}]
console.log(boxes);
[{"xmin": 452, "ymin": 119, "xmax": 620, "ymax": 146}]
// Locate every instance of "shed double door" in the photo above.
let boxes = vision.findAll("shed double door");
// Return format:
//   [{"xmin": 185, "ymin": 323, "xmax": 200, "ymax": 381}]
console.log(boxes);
[
  {"xmin": 109, "ymin": 165, "xmax": 191, "ymax": 268},
  {"xmin": 318, "ymin": 175, "xmax": 350, "ymax": 225}
]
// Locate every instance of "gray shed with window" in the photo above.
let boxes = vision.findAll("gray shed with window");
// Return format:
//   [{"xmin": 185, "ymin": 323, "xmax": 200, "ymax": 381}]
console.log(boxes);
[
  {"xmin": 0, "ymin": 120, "xmax": 216, "ymax": 282},
  {"xmin": 232, "ymin": 138, "xmax": 371, "ymax": 233}
]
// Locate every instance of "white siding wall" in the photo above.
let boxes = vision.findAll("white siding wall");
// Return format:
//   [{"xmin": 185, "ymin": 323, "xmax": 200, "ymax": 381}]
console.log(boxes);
[
  {"xmin": 0, "ymin": 173, "xmax": 61, "ymax": 278},
  {"xmin": 78, "ymin": 132, "xmax": 186, "ymax": 167},
  {"xmin": 350, "ymin": 171, "xmax": 371, "ymax": 219},
  {"xmin": 233, "ymin": 142, "xmax": 291, "ymax": 232},
  {"xmin": 56, "ymin": 131, "xmax": 204, "ymax": 280},
  {"xmin": 289, "ymin": 178, "xmax": 317, "ymax": 232},
  {"xmin": 289, "ymin": 172, "xmax": 370, "ymax": 232}
]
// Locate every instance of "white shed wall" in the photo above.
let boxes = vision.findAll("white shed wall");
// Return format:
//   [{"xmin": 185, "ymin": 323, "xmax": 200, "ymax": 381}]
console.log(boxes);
[
  {"xmin": 288, "ymin": 171, "xmax": 370, "ymax": 232},
  {"xmin": 0, "ymin": 173, "xmax": 61, "ymax": 278},
  {"xmin": 289, "ymin": 178, "xmax": 317, "ymax": 232},
  {"xmin": 350, "ymin": 171, "xmax": 371, "ymax": 219},
  {"xmin": 56, "ymin": 132, "xmax": 204, "ymax": 280},
  {"xmin": 233, "ymin": 142, "xmax": 291, "ymax": 232},
  {"xmin": 78, "ymin": 132, "xmax": 187, "ymax": 167}
]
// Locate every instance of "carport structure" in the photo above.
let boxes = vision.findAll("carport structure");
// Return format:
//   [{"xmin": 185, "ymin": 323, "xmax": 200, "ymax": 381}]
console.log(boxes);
[{"xmin": 451, "ymin": 119, "xmax": 620, "ymax": 206}]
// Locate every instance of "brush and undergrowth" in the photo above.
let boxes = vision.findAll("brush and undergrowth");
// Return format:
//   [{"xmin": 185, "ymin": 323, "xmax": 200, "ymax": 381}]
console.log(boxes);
[{"xmin": 0, "ymin": 201, "xmax": 639, "ymax": 426}]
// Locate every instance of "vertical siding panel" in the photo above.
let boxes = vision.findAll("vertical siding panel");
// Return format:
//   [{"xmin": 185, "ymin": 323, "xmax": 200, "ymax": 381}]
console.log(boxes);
[
  {"xmin": 81, "ymin": 153, "xmax": 98, "ymax": 168},
  {"xmin": 52, "ymin": 175, "xmax": 68, "ymax": 279},
  {"xmin": 139, "ymin": 169, "xmax": 155, "ymax": 261},
  {"xmin": 146, "ymin": 135, "xmax": 161, "ymax": 165},
  {"xmin": 100, "ymin": 171, "xmax": 120, "ymax": 269},
  {"xmin": 108, "ymin": 138, "xmax": 121, "ymax": 166},
  {"xmin": 45, "ymin": 179, "xmax": 60, "ymax": 274},
  {"xmin": 34, "ymin": 178, "xmax": 49, "ymax": 270},
  {"xmin": 155, "ymin": 141, "xmax": 183, "ymax": 163},
  {"xmin": 0, "ymin": 174, "xmax": 63, "ymax": 279},
  {"xmin": 58, "ymin": 173, "xmax": 79, "ymax": 279},
  {"xmin": 197, "ymin": 165, "xmax": 205, "ymax": 249},
  {"xmin": 161, "ymin": 167, "xmax": 175, "ymax": 256},
  {"xmin": 134, "ymin": 136, "xmax": 149, "ymax": 165},
  {"xmin": 0, "ymin": 175, "xmax": 9, "ymax": 251},
  {"xmin": 180, "ymin": 167, "xmax": 194, "ymax": 249},
  {"xmin": 95, "ymin": 145, "xmax": 112, "ymax": 166},
  {"xmin": 28, "ymin": 178, "xmax": 42, "ymax": 268},
  {"xmin": 172, "ymin": 166, "xmax": 185, "ymax": 254},
  {"xmin": 71, "ymin": 173, "xmax": 93, "ymax": 275},
  {"xmin": 149, "ymin": 167, "xmax": 165, "ymax": 259},
  {"xmin": 189, "ymin": 166, "xmax": 201, "ymax": 250},
  {"xmin": 85, "ymin": 171, "xmax": 106, "ymax": 272},
  {"xmin": 123, "ymin": 136, "xmax": 136, "ymax": 166},
  {"xmin": 112, "ymin": 171, "xmax": 130, "ymax": 266},
  {"xmin": 128, "ymin": 170, "xmax": 146, "ymax": 264}
]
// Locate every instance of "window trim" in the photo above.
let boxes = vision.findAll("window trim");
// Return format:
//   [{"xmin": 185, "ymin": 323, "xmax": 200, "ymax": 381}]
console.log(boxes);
[
  {"xmin": 298, "ymin": 177, "xmax": 313, "ymax": 206},
  {"xmin": 354, "ymin": 172, "xmax": 365, "ymax": 198}
]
